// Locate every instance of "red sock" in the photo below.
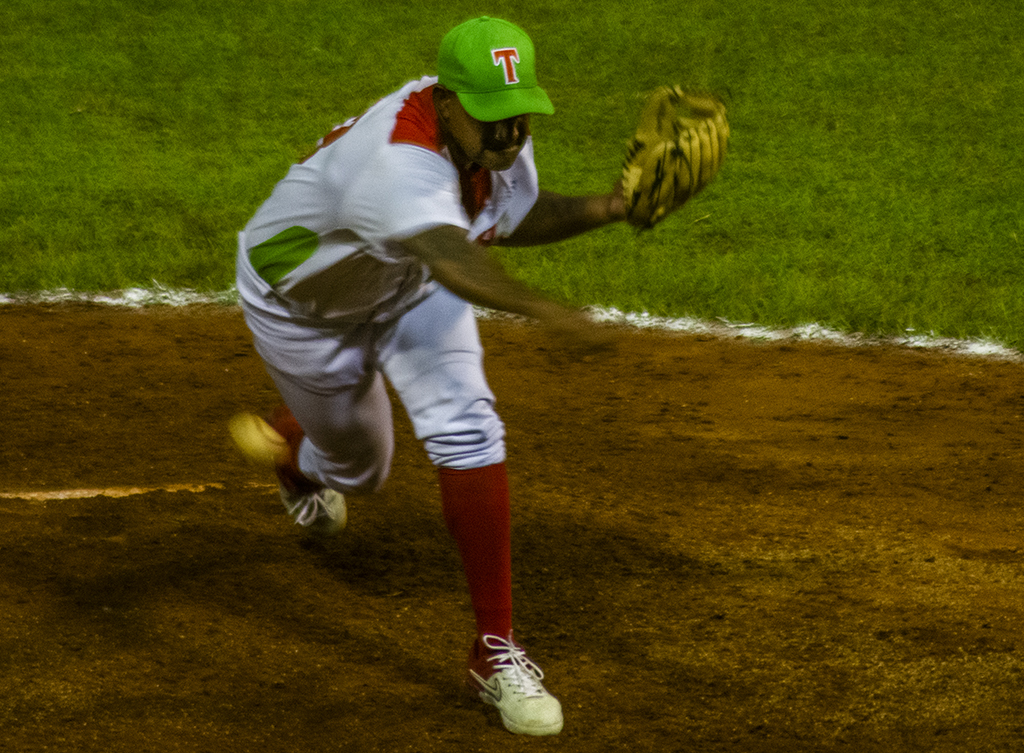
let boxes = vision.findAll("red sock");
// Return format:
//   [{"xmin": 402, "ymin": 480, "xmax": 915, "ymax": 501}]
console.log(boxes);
[
  {"xmin": 438, "ymin": 463, "xmax": 513, "ymax": 639},
  {"xmin": 269, "ymin": 405, "xmax": 319, "ymax": 494}
]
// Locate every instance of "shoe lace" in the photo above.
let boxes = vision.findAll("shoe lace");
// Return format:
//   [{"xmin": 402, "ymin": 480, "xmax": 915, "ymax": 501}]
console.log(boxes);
[
  {"xmin": 286, "ymin": 488, "xmax": 334, "ymax": 527},
  {"xmin": 480, "ymin": 634, "xmax": 547, "ymax": 698}
]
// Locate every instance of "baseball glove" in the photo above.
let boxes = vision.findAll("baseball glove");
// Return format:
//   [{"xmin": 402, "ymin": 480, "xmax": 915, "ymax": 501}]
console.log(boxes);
[{"xmin": 621, "ymin": 86, "xmax": 730, "ymax": 229}]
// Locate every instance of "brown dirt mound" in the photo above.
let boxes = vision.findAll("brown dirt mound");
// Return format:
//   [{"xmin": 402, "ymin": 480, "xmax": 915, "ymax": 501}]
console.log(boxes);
[{"xmin": 1, "ymin": 304, "xmax": 1021, "ymax": 752}]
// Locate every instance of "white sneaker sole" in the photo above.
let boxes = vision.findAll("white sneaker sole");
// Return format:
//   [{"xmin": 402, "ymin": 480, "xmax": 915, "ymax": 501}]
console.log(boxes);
[{"xmin": 471, "ymin": 674, "xmax": 564, "ymax": 736}]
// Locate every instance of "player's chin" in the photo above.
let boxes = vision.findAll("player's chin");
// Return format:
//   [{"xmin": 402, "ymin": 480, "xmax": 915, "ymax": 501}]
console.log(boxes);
[{"xmin": 479, "ymin": 146, "xmax": 522, "ymax": 172}]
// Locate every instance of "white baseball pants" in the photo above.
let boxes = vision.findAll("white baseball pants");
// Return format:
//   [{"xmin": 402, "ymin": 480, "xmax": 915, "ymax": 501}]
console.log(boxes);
[{"xmin": 237, "ymin": 250, "xmax": 506, "ymax": 494}]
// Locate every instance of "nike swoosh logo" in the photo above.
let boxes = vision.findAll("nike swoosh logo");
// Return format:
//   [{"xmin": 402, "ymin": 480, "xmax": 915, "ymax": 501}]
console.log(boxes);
[{"xmin": 470, "ymin": 671, "xmax": 503, "ymax": 703}]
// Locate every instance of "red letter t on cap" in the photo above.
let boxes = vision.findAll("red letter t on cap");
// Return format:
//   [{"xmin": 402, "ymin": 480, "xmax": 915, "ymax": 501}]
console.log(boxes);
[{"xmin": 492, "ymin": 48, "xmax": 520, "ymax": 84}]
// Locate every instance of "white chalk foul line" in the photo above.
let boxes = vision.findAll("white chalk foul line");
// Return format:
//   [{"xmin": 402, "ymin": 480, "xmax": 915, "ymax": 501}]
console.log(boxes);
[
  {"xmin": 0, "ymin": 288, "xmax": 1019, "ymax": 361},
  {"xmin": 0, "ymin": 483, "xmax": 276, "ymax": 502}
]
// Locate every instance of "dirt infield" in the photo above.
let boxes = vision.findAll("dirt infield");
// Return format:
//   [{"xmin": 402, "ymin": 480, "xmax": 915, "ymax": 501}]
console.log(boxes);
[{"xmin": 1, "ymin": 303, "xmax": 1022, "ymax": 752}]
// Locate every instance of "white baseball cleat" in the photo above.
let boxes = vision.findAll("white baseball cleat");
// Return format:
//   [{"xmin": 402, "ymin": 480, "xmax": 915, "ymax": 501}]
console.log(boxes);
[
  {"xmin": 279, "ymin": 484, "xmax": 347, "ymax": 537},
  {"xmin": 229, "ymin": 410, "xmax": 346, "ymax": 537},
  {"xmin": 466, "ymin": 633, "xmax": 564, "ymax": 736}
]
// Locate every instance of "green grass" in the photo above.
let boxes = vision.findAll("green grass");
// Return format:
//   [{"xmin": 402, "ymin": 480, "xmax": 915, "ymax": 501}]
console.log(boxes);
[{"xmin": 2, "ymin": 0, "xmax": 1023, "ymax": 348}]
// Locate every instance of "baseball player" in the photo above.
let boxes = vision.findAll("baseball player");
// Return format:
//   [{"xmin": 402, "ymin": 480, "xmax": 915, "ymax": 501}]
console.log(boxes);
[{"xmin": 230, "ymin": 16, "xmax": 627, "ymax": 736}]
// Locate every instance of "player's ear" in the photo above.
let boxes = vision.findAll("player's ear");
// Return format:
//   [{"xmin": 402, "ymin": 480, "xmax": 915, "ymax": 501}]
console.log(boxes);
[{"xmin": 433, "ymin": 86, "xmax": 455, "ymax": 123}]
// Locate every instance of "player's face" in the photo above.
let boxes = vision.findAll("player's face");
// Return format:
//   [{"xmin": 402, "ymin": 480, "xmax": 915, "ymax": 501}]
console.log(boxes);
[{"xmin": 437, "ymin": 92, "xmax": 530, "ymax": 171}]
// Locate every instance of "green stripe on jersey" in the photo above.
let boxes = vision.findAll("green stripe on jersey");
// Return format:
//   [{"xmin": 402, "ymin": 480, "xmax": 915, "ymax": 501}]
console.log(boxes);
[{"xmin": 248, "ymin": 226, "xmax": 319, "ymax": 285}]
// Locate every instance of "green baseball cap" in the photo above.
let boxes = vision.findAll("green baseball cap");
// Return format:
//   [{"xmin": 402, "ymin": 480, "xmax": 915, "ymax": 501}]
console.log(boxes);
[{"xmin": 437, "ymin": 16, "xmax": 555, "ymax": 122}]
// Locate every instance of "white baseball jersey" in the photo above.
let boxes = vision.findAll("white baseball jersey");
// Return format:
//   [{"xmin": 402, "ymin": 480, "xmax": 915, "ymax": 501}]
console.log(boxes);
[{"xmin": 239, "ymin": 76, "xmax": 540, "ymax": 323}]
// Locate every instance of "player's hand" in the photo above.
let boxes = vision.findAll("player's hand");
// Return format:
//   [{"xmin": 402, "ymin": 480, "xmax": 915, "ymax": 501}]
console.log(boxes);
[{"xmin": 606, "ymin": 179, "xmax": 627, "ymax": 224}]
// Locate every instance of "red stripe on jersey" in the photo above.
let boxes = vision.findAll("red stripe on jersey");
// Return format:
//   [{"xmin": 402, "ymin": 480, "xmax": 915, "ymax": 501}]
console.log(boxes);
[
  {"xmin": 391, "ymin": 86, "xmax": 445, "ymax": 152},
  {"xmin": 391, "ymin": 85, "xmax": 492, "ymax": 220}
]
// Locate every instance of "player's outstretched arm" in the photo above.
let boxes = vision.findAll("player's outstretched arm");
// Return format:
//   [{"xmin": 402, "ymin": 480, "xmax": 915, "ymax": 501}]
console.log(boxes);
[
  {"xmin": 495, "ymin": 187, "xmax": 626, "ymax": 247},
  {"xmin": 402, "ymin": 224, "xmax": 576, "ymax": 319},
  {"xmin": 401, "ymin": 224, "xmax": 615, "ymax": 351}
]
